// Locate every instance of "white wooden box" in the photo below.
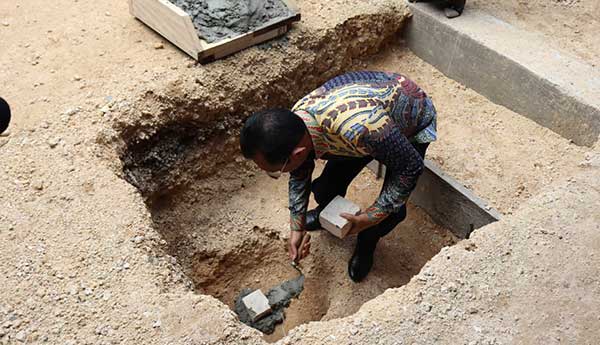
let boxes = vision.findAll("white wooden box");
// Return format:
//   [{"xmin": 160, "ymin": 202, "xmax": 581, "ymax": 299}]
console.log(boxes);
[{"xmin": 129, "ymin": 0, "xmax": 301, "ymax": 63}]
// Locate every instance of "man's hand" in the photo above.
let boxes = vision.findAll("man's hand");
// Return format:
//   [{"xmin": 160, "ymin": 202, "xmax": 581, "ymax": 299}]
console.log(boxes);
[
  {"xmin": 340, "ymin": 212, "xmax": 378, "ymax": 235},
  {"xmin": 289, "ymin": 231, "xmax": 311, "ymax": 262}
]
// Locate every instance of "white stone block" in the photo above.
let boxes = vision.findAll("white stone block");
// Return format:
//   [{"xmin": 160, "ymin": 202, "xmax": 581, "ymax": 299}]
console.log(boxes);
[
  {"xmin": 242, "ymin": 289, "xmax": 271, "ymax": 321},
  {"xmin": 319, "ymin": 196, "xmax": 361, "ymax": 239}
]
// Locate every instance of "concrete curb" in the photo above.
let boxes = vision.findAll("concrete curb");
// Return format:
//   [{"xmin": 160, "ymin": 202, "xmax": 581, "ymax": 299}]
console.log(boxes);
[
  {"xmin": 404, "ymin": 2, "xmax": 600, "ymax": 146},
  {"xmin": 367, "ymin": 160, "xmax": 500, "ymax": 239},
  {"xmin": 411, "ymin": 160, "xmax": 501, "ymax": 239}
]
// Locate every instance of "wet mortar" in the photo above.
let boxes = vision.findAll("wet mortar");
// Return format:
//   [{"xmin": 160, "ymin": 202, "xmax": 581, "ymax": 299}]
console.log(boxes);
[
  {"xmin": 234, "ymin": 273, "xmax": 305, "ymax": 334},
  {"xmin": 171, "ymin": 0, "xmax": 293, "ymax": 43}
]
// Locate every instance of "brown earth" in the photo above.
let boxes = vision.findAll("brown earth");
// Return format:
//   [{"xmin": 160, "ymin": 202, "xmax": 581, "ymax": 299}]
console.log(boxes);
[
  {"xmin": 368, "ymin": 45, "xmax": 588, "ymax": 214},
  {"xmin": 153, "ymin": 161, "xmax": 456, "ymax": 342},
  {"xmin": 469, "ymin": 0, "xmax": 600, "ymax": 67},
  {"xmin": 1, "ymin": 0, "xmax": 599, "ymax": 344}
]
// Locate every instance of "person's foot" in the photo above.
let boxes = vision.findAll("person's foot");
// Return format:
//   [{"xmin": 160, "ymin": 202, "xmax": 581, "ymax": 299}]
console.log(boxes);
[
  {"xmin": 305, "ymin": 208, "xmax": 322, "ymax": 231},
  {"xmin": 444, "ymin": 6, "xmax": 463, "ymax": 18},
  {"xmin": 348, "ymin": 240, "xmax": 377, "ymax": 282}
]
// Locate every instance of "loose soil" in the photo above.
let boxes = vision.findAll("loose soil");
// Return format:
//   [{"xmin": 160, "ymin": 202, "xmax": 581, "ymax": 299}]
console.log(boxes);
[
  {"xmin": 1, "ymin": 0, "xmax": 598, "ymax": 344},
  {"xmin": 469, "ymin": 0, "xmax": 600, "ymax": 67},
  {"xmin": 151, "ymin": 160, "xmax": 457, "ymax": 342}
]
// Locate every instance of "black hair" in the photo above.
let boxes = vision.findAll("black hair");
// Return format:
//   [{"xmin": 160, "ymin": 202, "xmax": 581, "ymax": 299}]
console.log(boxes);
[
  {"xmin": 0, "ymin": 97, "xmax": 10, "ymax": 134},
  {"xmin": 240, "ymin": 108, "xmax": 306, "ymax": 165}
]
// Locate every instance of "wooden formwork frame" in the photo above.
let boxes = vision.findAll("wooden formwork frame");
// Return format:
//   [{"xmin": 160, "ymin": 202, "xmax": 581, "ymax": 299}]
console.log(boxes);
[{"xmin": 129, "ymin": 0, "xmax": 301, "ymax": 63}]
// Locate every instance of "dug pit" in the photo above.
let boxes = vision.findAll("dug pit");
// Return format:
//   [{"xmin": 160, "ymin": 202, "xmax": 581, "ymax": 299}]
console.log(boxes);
[
  {"xmin": 118, "ymin": 38, "xmax": 554, "ymax": 340},
  {"xmin": 112, "ymin": 14, "xmax": 581, "ymax": 341},
  {"xmin": 171, "ymin": 0, "xmax": 293, "ymax": 43},
  {"xmin": 115, "ymin": 31, "xmax": 584, "ymax": 342},
  {"xmin": 148, "ymin": 160, "xmax": 457, "ymax": 342}
]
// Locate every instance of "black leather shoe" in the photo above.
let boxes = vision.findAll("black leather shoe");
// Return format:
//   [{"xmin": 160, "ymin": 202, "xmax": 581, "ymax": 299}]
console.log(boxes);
[
  {"xmin": 444, "ymin": 6, "xmax": 462, "ymax": 18},
  {"xmin": 305, "ymin": 208, "xmax": 322, "ymax": 231},
  {"xmin": 348, "ymin": 242, "xmax": 376, "ymax": 282}
]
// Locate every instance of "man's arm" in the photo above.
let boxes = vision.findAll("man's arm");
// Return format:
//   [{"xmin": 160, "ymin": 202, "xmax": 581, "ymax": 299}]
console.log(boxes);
[
  {"xmin": 288, "ymin": 158, "xmax": 315, "ymax": 261},
  {"xmin": 341, "ymin": 118, "xmax": 424, "ymax": 233},
  {"xmin": 288, "ymin": 158, "xmax": 315, "ymax": 231},
  {"xmin": 364, "ymin": 123, "xmax": 424, "ymax": 219}
]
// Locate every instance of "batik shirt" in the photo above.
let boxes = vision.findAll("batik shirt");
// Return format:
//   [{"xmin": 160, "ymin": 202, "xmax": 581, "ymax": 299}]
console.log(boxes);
[{"xmin": 288, "ymin": 71, "xmax": 437, "ymax": 231}]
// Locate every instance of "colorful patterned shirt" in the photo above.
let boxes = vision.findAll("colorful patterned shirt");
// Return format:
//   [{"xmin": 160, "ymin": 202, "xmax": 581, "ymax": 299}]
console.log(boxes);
[{"xmin": 287, "ymin": 71, "xmax": 437, "ymax": 231}]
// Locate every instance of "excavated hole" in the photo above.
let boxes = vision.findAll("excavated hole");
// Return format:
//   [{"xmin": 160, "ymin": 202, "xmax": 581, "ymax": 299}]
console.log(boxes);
[
  {"xmin": 120, "ymin": 118, "xmax": 457, "ymax": 342},
  {"xmin": 116, "ymin": 40, "xmax": 588, "ymax": 341},
  {"xmin": 114, "ymin": 45, "xmax": 501, "ymax": 340},
  {"xmin": 149, "ymin": 160, "xmax": 457, "ymax": 342}
]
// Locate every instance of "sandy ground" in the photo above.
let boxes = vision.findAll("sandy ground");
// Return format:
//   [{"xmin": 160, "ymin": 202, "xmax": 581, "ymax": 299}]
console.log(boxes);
[
  {"xmin": 0, "ymin": 0, "xmax": 413, "ymax": 344},
  {"xmin": 1, "ymin": 0, "xmax": 599, "ymax": 344},
  {"xmin": 368, "ymin": 45, "xmax": 588, "ymax": 214},
  {"xmin": 152, "ymin": 162, "xmax": 456, "ymax": 342},
  {"xmin": 0, "ymin": 0, "xmax": 190, "ymax": 132},
  {"xmin": 468, "ymin": 0, "xmax": 600, "ymax": 67}
]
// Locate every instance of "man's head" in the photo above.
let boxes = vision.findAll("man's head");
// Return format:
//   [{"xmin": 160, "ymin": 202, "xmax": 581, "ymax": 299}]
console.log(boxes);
[
  {"xmin": 0, "ymin": 97, "xmax": 11, "ymax": 135},
  {"xmin": 240, "ymin": 108, "xmax": 312, "ymax": 177}
]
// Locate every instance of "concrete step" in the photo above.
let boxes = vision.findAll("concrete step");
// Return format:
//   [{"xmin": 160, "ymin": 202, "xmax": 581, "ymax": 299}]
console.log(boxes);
[
  {"xmin": 404, "ymin": 2, "xmax": 600, "ymax": 146},
  {"xmin": 368, "ymin": 159, "xmax": 501, "ymax": 239}
]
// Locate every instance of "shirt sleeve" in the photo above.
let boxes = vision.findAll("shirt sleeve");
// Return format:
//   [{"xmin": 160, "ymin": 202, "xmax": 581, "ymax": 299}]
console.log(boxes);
[
  {"xmin": 361, "ymin": 121, "xmax": 424, "ymax": 215},
  {"xmin": 330, "ymin": 104, "xmax": 424, "ymax": 218},
  {"xmin": 288, "ymin": 158, "xmax": 315, "ymax": 231}
]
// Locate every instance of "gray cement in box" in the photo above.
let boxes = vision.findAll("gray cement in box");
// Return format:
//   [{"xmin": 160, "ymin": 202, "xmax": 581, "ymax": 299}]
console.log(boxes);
[
  {"xmin": 404, "ymin": 2, "xmax": 600, "ymax": 146},
  {"xmin": 171, "ymin": 0, "xmax": 292, "ymax": 43}
]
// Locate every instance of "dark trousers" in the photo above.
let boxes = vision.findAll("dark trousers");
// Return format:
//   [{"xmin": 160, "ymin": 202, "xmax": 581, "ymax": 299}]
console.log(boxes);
[{"xmin": 312, "ymin": 143, "xmax": 429, "ymax": 251}]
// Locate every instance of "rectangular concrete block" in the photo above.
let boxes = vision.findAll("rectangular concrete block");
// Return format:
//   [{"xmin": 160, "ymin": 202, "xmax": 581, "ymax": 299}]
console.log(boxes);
[
  {"xmin": 404, "ymin": 3, "xmax": 600, "ymax": 146},
  {"xmin": 242, "ymin": 289, "xmax": 271, "ymax": 321},
  {"xmin": 319, "ymin": 196, "xmax": 361, "ymax": 238},
  {"xmin": 411, "ymin": 160, "xmax": 501, "ymax": 239}
]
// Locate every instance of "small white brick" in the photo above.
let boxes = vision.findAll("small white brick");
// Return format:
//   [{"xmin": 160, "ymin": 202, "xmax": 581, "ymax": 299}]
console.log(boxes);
[
  {"xmin": 319, "ymin": 196, "xmax": 361, "ymax": 238},
  {"xmin": 242, "ymin": 289, "xmax": 271, "ymax": 321}
]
